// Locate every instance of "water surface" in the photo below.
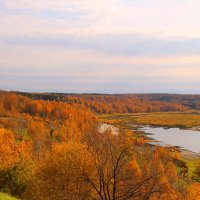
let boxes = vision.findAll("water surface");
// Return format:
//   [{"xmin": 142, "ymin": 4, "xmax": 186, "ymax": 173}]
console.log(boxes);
[{"xmin": 141, "ymin": 126, "xmax": 200, "ymax": 153}]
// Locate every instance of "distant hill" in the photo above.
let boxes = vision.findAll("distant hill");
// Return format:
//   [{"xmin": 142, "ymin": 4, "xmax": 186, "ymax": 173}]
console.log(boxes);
[
  {"xmin": 136, "ymin": 94, "xmax": 200, "ymax": 110},
  {"xmin": 13, "ymin": 92, "xmax": 191, "ymax": 113}
]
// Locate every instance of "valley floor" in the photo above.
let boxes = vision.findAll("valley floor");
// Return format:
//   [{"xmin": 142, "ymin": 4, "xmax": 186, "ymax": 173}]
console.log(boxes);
[{"xmin": 100, "ymin": 111, "xmax": 200, "ymax": 182}]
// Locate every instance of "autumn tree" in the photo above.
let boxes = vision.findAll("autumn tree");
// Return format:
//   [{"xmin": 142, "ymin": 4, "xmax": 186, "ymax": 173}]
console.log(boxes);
[
  {"xmin": 25, "ymin": 142, "xmax": 92, "ymax": 200},
  {"xmin": 0, "ymin": 128, "xmax": 33, "ymax": 197},
  {"xmin": 82, "ymin": 130, "xmax": 178, "ymax": 200},
  {"xmin": 185, "ymin": 183, "xmax": 200, "ymax": 200},
  {"xmin": 28, "ymin": 120, "xmax": 48, "ymax": 159}
]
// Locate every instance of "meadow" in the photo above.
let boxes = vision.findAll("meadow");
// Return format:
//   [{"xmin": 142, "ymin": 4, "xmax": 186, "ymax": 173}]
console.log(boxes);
[{"xmin": 100, "ymin": 111, "xmax": 200, "ymax": 129}]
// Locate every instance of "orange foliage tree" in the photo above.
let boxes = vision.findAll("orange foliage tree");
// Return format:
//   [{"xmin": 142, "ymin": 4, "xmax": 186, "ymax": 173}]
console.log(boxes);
[{"xmin": 0, "ymin": 128, "xmax": 33, "ymax": 197}]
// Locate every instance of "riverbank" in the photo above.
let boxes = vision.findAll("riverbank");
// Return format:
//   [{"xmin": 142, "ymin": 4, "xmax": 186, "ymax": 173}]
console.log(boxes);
[
  {"xmin": 100, "ymin": 113, "xmax": 200, "ymax": 182},
  {"xmin": 181, "ymin": 149, "xmax": 200, "ymax": 159}
]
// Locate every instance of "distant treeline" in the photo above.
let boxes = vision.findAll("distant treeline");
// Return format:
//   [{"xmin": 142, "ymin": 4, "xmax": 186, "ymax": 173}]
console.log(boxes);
[
  {"xmin": 14, "ymin": 92, "xmax": 190, "ymax": 113},
  {"xmin": 136, "ymin": 94, "xmax": 200, "ymax": 110}
]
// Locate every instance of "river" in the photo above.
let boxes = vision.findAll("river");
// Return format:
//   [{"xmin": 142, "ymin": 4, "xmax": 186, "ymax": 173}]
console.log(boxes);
[{"xmin": 140, "ymin": 126, "xmax": 200, "ymax": 153}]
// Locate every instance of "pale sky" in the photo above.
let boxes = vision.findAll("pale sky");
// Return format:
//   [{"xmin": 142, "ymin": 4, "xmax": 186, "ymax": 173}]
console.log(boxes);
[{"xmin": 1, "ymin": 0, "xmax": 200, "ymax": 93}]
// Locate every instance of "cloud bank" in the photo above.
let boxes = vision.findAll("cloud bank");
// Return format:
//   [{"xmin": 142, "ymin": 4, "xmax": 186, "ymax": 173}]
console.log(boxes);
[{"xmin": 0, "ymin": 0, "xmax": 200, "ymax": 93}]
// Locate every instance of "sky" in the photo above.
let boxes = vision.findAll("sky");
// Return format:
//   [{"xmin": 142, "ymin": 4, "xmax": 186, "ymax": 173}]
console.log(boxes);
[{"xmin": 1, "ymin": 0, "xmax": 200, "ymax": 93}]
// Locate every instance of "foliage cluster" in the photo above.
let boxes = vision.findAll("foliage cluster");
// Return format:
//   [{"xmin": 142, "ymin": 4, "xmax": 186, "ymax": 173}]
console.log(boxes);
[
  {"xmin": 16, "ymin": 92, "xmax": 188, "ymax": 113},
  {"xmin": 0, "ymin": 92, "xmax": 199, "ymax": 200},
  {"xmin": 0, "ymin": 193, "xmax": 19, "ymax": 200}
]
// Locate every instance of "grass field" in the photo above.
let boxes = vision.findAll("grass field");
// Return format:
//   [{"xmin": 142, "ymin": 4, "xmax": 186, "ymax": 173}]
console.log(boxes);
[
  {"xmin": 100, "ymin": 111, "xmax": 200, "ymax": 129},
  {"xmin": 134, "ymin": 112, "xmax": 200, "ymax": 128},
  {"xmin": 0, "ymin": 193, "xmax": 19, "ymax": 200}
]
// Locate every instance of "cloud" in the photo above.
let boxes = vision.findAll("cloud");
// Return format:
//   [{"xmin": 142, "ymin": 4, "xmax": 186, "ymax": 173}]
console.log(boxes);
[
  {"xmin": 1, "ymin": 0, "xmax": 200, "ymax": 93},
  {"xmin": 2, "ymin": 0, "xmax": 200, "ymax": 38},
  {"xmin": 1, "ymin": 66, "xmax": 199, "ymax": 93},
  {"xmin": 3, "ymin": 33, "xmax": 200, "ymax": 56},
  {"xmin": 1, "ymin": 41, "xmax": 200, "ymax": 93}
]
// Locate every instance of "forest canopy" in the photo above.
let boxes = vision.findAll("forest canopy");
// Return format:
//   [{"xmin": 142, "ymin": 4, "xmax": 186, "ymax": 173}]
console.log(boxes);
[{"xmin": 0, "ymin": 91, "xmax": 199, "ymax": 200}]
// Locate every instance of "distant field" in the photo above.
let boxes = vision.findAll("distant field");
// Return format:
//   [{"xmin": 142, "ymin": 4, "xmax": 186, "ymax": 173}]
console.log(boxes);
[
  {"xmin": 100, "ymin": 111, "xmax": 200, "ymax": 129},
  {"xmin": 0, "ymin": 193, "xmax": 19, "ymax": 200},
  {"xmin": 134, "ymin": 112, "xmax": 200, "ymax": 128}
]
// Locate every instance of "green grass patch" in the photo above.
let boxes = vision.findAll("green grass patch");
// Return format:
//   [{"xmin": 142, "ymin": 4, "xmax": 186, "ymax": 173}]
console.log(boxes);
[
  {"xmin": 182, "ymin": 158, "xmax": 200, "ymax": 182},
  {"xmin": 0, "ymin": 193, "xmax": 19, "ymax": 200}
]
